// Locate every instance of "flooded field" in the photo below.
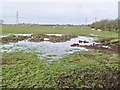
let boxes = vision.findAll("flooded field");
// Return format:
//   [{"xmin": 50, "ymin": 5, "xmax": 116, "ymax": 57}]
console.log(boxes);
[
  {"xmin": 1, "ymin": 27, "xmax": 119, "ymax": 88},
  {"xmin": 1, "ymin": 34, "xmax": 98, "ymax": 60}
]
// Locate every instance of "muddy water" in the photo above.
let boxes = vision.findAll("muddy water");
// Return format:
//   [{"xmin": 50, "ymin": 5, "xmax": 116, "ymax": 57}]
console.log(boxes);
[{"xmin": 1, "ymin": 34, "xmax": 98, "ymax": 60}]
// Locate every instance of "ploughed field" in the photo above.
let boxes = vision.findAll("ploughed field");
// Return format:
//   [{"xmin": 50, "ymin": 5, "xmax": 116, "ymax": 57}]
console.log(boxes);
[{"xmin": 1, "ymin": 25, "xmax": 120, "ymax": 88}]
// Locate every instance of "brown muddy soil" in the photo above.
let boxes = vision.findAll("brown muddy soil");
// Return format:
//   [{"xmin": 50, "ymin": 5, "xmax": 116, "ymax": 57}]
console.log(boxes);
[
  {"xmin": 1, "ymin": 34, "xmax": 77, "ymax": 43},
  {"xmin": 79, "ymin": 44, "xmax": 119, "ymax": 54},
  {"xmin": 71, "ymin": 38, "xmax": 119, "ymax": 54},
  {"xmin": 28, "ymin": 34, "xmax": 77, "ymax": 43},
  {"xmin": 1, "ymin": 34, "xmax": 119, "ymax": 54},
  {"xmin": 1, "ymin": 35, "xmax": 29, "ymax": 43},
  {"xmin": 58, "ymin": 68, "xmax": 120, "ymax": 88}
]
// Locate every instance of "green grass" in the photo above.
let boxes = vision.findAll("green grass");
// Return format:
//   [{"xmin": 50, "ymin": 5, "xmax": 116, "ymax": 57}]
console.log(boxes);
[
  {"xmin": 28, "ymin": 34, "xmax": 77, "ymax": 42},
  {"xmin": 1, "ymin": 25, "xmax": 118, "ymax": 39},
  {"xmin": 1, "ymin": 25, "xmax": 119, "ymax": 88},
  {"xmin": 2, "ymin": 51, "xmax": 119, "ymax": 88},
  {"xmin": 1, "ymin": 35, "xmax": 28, "ymax": 43}
]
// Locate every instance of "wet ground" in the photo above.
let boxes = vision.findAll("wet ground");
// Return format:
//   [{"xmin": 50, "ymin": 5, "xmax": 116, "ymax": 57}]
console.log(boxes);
[
  {"xmin": 0, "ymin": 34, "xmax": 98, "ymax": 60},
  {"xmin": 71, "ymin": 39, "xmax": 119, "ymax": 54},
  {"xmin": 1, "ymin": 33, "xmax": 118, "ymax": 61}
]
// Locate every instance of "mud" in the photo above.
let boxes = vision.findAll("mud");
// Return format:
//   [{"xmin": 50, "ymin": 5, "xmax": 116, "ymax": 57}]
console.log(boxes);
[
  {"xmin": 71, "ymin": 38, "xmax": 119, "ymax": 54},
  {"xmin": 79, "ymin": 44, "xmax": 119, "ymax": 54},
  {"xmin": 1, "ymin": 34, "xmax": 77, "ymax": 43},
  {"xmin": 1, "ymin": 34, "xmax": 95, "ymax": 60},
  {"xmin": 28, "ymin": 34, "xmax": 77, "ymax": 43},
  {"xmin": 1, "ymin": 35, "xmax": 29, "ymax": 43}
]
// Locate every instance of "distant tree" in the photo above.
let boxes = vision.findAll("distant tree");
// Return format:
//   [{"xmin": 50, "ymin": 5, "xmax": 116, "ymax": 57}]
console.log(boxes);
[{"xmin": 90, "ymin": 19, "xmax": 118, "ymax": 32}]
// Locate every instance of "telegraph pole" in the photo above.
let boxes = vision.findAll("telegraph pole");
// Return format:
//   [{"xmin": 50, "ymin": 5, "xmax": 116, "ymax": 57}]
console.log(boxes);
[
  {"xmin": 94, "ymin": 18, "xmax": 97, "ymax": 23},
  {"xmin": 16, "ymin": 11, "xmax": 19, "ymax": 25}
]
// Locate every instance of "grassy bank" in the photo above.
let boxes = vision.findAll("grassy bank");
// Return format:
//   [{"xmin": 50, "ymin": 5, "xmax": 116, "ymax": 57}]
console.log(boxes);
[
  {"xmin": 2, "ymin": 51, "xmax": 119, "ymax": 88},
  {"xmin": 1, "ymin": 25, "xmax": 118, "ymax": 39}
]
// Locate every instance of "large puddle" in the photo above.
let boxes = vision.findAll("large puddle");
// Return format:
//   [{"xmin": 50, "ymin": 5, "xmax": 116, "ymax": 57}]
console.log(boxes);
[{"xmin": 1, "ymin": 34, "xmax": 98, "ymax": 60}]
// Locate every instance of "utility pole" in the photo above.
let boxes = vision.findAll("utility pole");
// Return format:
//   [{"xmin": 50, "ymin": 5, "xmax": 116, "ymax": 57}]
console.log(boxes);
[
  {"xmin": 16, "ymin": 11, "xmax": 19, "ymax": 25},
  {"xmin": 94, "ymin": 18, "xmax": 97, "ymax": 23}
]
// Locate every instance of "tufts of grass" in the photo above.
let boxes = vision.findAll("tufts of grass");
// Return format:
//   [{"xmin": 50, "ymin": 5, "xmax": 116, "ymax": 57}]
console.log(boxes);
[
  {"xmin": 2, "ymin": 51, "xmax": 120, "ymax": 88},
  {"xmin": 96, "ymin": 38, "xmax": 119, "ymax": 48},
  {"xmin": 1, "ymin": 35, "xmax": 28, "ymax": 43},
  {"xmin": 29, "ymin": 34, "xmax": 77, "ymax": 43}
]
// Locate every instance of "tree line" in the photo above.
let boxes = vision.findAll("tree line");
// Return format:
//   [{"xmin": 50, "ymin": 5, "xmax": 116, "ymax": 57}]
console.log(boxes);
[{"xmin": 90, "ymin": 19, "xmax": 118, "ymax": 32}]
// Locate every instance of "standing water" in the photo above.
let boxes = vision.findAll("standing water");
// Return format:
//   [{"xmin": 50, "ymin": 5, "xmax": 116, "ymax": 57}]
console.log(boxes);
[{"xmin": 1, "ymin": 34, "xmax": 98, "ymax": 60}]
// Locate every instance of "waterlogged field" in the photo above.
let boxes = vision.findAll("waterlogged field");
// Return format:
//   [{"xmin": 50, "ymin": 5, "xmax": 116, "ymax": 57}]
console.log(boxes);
[{"xmin": 1, "ymin": 25, "xmax": 120, "ymax": 88}]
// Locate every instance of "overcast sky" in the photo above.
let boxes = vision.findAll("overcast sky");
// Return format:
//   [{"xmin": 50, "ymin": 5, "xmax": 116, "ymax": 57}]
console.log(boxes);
[{"xmin": 0, "ymin": 0, "xmax": 119, "ymax": 24}]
